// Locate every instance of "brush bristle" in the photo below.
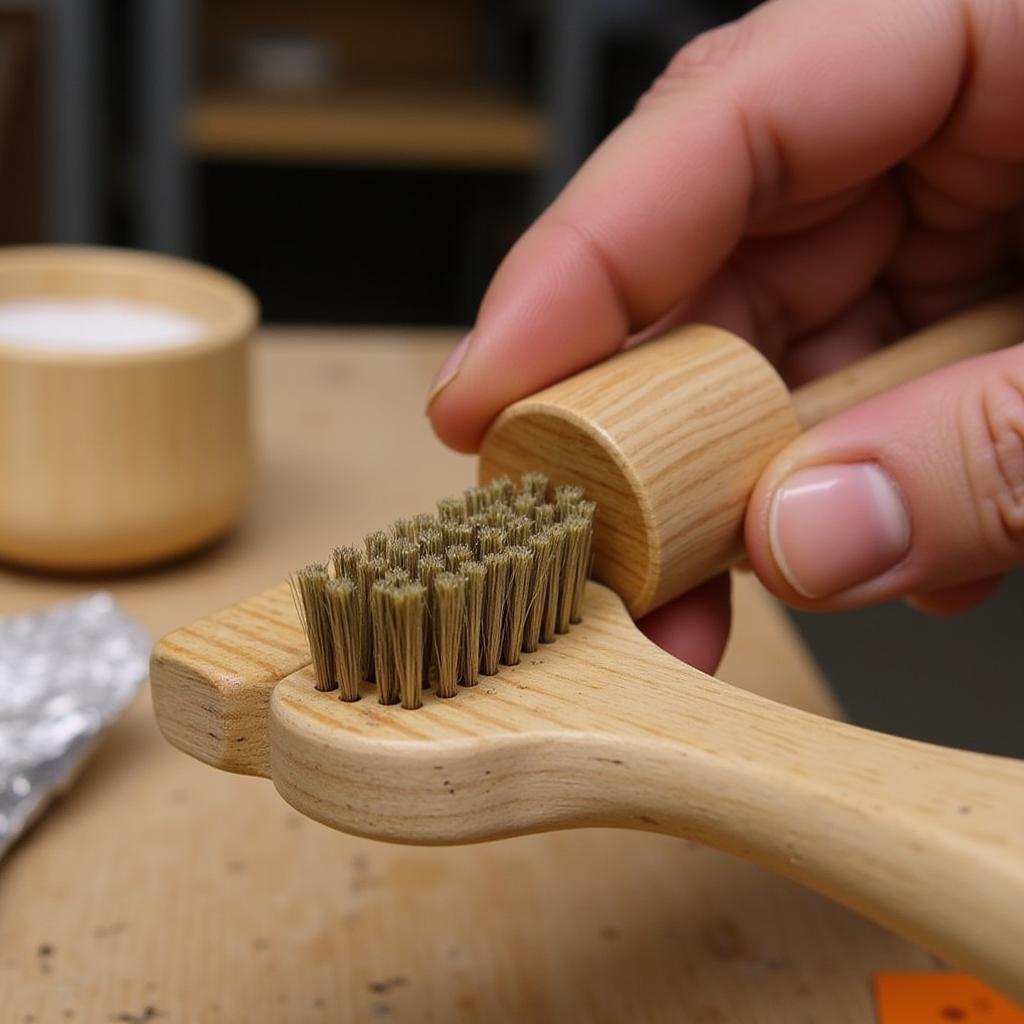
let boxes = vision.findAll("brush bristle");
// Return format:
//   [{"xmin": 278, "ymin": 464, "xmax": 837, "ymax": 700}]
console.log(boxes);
[
  {"xmin": 293, "ymin": 473, "xmax": 595, "ymax": 706},
  {"xmin": 289, "ymin": 563, "xmax": 335, "ymax": 692},
  {"xmin": 325, "ymin": 577, "xmax": 362, "ymax": 701},
  {"xmin": 432, "ymin": 573, "xmax": 465, "ymax": 698}
]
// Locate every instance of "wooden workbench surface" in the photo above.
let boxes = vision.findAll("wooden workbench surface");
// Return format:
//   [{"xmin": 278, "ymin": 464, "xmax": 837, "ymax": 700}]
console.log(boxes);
[{"xmin": 0, "ymin": 329, "xmax": 934, "ymax": 1023}]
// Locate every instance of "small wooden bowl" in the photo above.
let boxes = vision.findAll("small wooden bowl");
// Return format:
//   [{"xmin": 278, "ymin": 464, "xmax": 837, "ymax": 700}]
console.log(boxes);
[{"xmin": 0, "ymin": 246, "xmax": 258, "ymax": 571}]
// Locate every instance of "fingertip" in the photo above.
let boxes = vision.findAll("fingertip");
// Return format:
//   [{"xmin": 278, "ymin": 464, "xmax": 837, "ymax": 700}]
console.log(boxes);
[
  {"xmin": 427, "ymin": 216, "xmax": 634, "ymax": 454},
  {"xmin": 424, "ymin": 332, "xmax": 484, "ymax": 452},
  {"xmin": 743, "ymin": 464, "xmax": 810, "ymax": 607},
  {"xmin": 426, "ymin": 390, "xmax": 484, "ymax": 454}
]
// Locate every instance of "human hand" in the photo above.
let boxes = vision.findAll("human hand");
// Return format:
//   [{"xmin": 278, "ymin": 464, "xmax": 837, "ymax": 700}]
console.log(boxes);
[{"xmin": 427, "ymin": 0, "xmax": 1024, "ymax": 673}]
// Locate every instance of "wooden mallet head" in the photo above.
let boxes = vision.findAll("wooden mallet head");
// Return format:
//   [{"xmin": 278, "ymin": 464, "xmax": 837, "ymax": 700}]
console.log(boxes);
[{"xmin": 479, "ymin": 295, "xmax": 1024, "ymax": 616}]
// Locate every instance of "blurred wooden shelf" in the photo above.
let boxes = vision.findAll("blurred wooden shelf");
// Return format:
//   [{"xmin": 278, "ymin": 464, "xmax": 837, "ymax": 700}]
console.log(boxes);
[{"xmin": 187, "ymin": 86, "xmax": 548, "ymax": 169}]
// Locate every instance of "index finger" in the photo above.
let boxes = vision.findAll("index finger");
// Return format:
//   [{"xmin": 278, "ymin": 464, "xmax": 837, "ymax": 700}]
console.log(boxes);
[{"xmin": 427, "ymin": 0, "xmax": 966, "ymax": 452}]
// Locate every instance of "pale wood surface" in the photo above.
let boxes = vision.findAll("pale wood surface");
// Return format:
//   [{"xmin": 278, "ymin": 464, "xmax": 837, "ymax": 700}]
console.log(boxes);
[
  {"xmin": 0, "ymin": 246, "xmax": 256, "ymax": 570},
  {"xmin": 0, "ymin": 329, "xmax": 940, "ymax": 1023}
]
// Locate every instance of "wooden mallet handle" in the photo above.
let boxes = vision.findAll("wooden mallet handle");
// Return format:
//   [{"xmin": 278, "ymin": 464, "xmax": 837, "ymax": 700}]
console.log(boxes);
[{"xmin": 479, "ymin": 293, "xmax": 1024, "ymax": 616}]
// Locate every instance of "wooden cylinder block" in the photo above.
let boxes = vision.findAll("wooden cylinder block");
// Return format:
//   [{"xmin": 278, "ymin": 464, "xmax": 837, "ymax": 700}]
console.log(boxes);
[{"xmin": 479, "ymin": 325, "xmax": 800, "ymax": 617}]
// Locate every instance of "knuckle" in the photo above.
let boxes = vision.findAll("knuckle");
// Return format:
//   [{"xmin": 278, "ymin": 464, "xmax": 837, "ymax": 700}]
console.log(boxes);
[
  {"xmin": 959, "ymin": 355, "xmax": 1024, "ymax": 561},
  {"xmin": 669, "ymin": 23, "xmax": 747, "ymax": 77},
  {"xmin": 643, "ymin": 22, "xmax": 751, "ymax": 104}
]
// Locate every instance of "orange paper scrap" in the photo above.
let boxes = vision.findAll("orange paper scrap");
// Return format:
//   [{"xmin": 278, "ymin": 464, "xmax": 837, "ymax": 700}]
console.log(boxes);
[{"xmin": 875, "ymin": 973, "xmax": 1024, "ymax": 1023}]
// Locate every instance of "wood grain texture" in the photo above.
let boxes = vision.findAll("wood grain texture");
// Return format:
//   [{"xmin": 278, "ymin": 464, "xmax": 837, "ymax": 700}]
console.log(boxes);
[
  {"xmin": 0, "ymin": 331, "xmax": 945, "ymax": 1021},
  {"xmin": 0, "ymin": 246, "xmax": 256, "ymax": 570},
  {"xmin": 151, "ymin": 581, "xmax": 301, "ymax": 776},
  {"xmin": 479, "ymin": 325, "xmax": 800, "ymax": 617}
]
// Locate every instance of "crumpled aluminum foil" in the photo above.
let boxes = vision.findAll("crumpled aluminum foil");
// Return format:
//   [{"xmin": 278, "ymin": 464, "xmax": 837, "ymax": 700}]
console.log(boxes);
[{"xmin": 0, "ymin": 593, "xmax": 150, "ymax": 860}]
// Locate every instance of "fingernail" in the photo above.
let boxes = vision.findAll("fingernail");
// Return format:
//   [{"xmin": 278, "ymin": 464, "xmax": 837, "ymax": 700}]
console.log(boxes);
[
  {"xmin": 426, "ymin": 332, "xmax": 472, "ymax": 411},
  {"xmin": 768, "ymin": 463, "xmax": 910, "ymax": 598}
]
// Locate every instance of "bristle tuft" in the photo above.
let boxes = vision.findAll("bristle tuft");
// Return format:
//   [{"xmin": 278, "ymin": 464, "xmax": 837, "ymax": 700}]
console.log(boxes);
[
  {"xmin": 507, "ymin": 515, "xmax": 532, "ymax": 546},
  {"xmin": 523, "ymin": 531, "xmax": 553, "ymax": 653},
  {"xmin": 385, "ymin": 567, "xmax": 411, "ymax": 587},
  {"xmin": 557, "ymin": 519, "xmax": 587, "ymax": 633},
  {"xmin": 486, "ymin": 475, "xmax": 515, "ymax": 504},
  {"xmin": 555, "ymin": 484, "xmax": 585, "ymax": 520},
  {"xmin": 394, "ymin": 584, "xmax": 426, "ymax": 710},
  {"xmin": 533, "ymin": 503, "xmax": 556, "ymax": 529},
  {"xmin": 432, "ymin": 573, "xmax": 465, "ymax": 698},
  {"xmin": 290, "ymin": 564, "xmax": 335, "ymax": 691},
  {"xmin": 371, "ymin": 581, "xmax": 425, "ymax": 708},
  {"xmin": 442, "ymin": 521, "xmax": 474, "ymax": 549},
  {"xmin": 419, "ymin": 555, "xmax": 444, "ymax": 684},
  {"xmin": 566, "ymin": 515, "xmax": 593, "ymax": 624},
  {"xmin": 370, "ymin": 583, "xmax": 395, "ymax": 703},
  {"xmin": 364, "ymin": 530, "xmax": 389, "ymax": 560},
  {"xmin": 326, "ymin": 578, "xmax": 361, "ymax": 701},
  {"xmin": 464, "ymin": 485, "xmax": 490, "ymax": 515},
  {"xmin": 387, "ymin": 537, "xmax": 420, "ymax": 577},
  {"xmin": 358, "ymin": 558, "xmax": 388, "ymax": 680},
  {"xmin": 437, "ymin": 496, "xmax": 468, "ymax": 522},
  {"xmin": 520, "ymin": 472, "xmax": 548, "ymax": 501},
  {"xmin": 418, "ymin": 526, "xmax": 444, "ymax": 557},
  {"xmin": 541, "ymin": 524, "xmax": 569, "ymax": 644},
  {"xmin": 412, "ymin": 512, "xmax": 436, "ymax": 535},
  {"xmin": 445, "ymin": 544, "xmax": 473, "ymax": 573},
  {"xmin": 480, "ymin": 551, "xmax": 510, "ymax": 675},
  {"xmin": 331, "ymin": 545, "xmax": 363, "ymax": 581},
  {"xmin": 501, "ymin": 546, "xmax": 533, "ymax": 665},
  {"xmin": 461, "ymin": 560, "xmax": 485, "ymax": 686},
  {"xmin": 512, "ymin": 493, "xmax": 537, "ymax": 516},
  {"xmin": 484, "ymin": 503, "xmax": 511, "ymax": 528},
  {"xmin": 391, "ymin": 517, "xmax": 418, "ymax": 541},
  {"xmin": 476, "ymin": 526, "xmax": 506, "ymax": 558}
]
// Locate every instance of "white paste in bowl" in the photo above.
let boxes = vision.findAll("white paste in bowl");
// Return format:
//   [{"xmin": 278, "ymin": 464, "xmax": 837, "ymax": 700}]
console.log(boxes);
[{"xmin": 0, "ymin": 298, "xmax": 204, "ymax": 354}]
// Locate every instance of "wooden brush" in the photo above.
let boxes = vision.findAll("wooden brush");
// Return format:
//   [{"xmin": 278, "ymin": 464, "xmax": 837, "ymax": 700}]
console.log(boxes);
[{"xmin": 151, "ymin": 294, "xmax": 1024, "ymax": 1000}]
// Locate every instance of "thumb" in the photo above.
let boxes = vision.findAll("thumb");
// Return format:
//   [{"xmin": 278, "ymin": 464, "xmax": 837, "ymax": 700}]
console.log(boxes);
[{"xmin": 744, "ymin": 344, "xmax": 1024, "ymax": 610}]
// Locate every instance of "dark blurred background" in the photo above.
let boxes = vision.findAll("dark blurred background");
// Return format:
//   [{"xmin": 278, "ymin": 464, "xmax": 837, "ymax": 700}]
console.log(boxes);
[{"xmin": 0, "ymin": 0, "xmax": 1020, "ymax": 756}]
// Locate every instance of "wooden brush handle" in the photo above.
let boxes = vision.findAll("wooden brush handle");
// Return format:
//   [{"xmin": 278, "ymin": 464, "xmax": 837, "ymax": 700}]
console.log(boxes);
[
  {"xmin": 525, "ymin": 606, "xmax": 1024, "ymax": 1002},
  {"xmin": 152, "ymin": 581, "xmax": 1024, "ymax": 1000},
  {"xmin": 278, "ymin": 590, "xmax": 1024, "ymax": 1003},
  {"xmin": 479, "ymin": 293, "xmax": 1024, "ymax": 616}
]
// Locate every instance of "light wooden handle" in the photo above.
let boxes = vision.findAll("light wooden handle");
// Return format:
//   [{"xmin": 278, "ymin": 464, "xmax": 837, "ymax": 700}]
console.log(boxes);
[
  {"xmin": 594, "ymin": 663, "xmax": 1024, "ymax": 1000},
  {"xmin": 793, "ymin": 292, "xmax": 1024, "ymax": 427},
  {"xmin": 480, "ymin": 294, "xmax": 1024, "ymax": 616}
]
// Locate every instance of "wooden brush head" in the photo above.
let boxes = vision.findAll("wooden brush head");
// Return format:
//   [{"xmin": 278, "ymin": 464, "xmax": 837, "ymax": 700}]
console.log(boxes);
[{"xmin": 269, "ymin": 580, "xmax": 690, "ymax": 843}]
